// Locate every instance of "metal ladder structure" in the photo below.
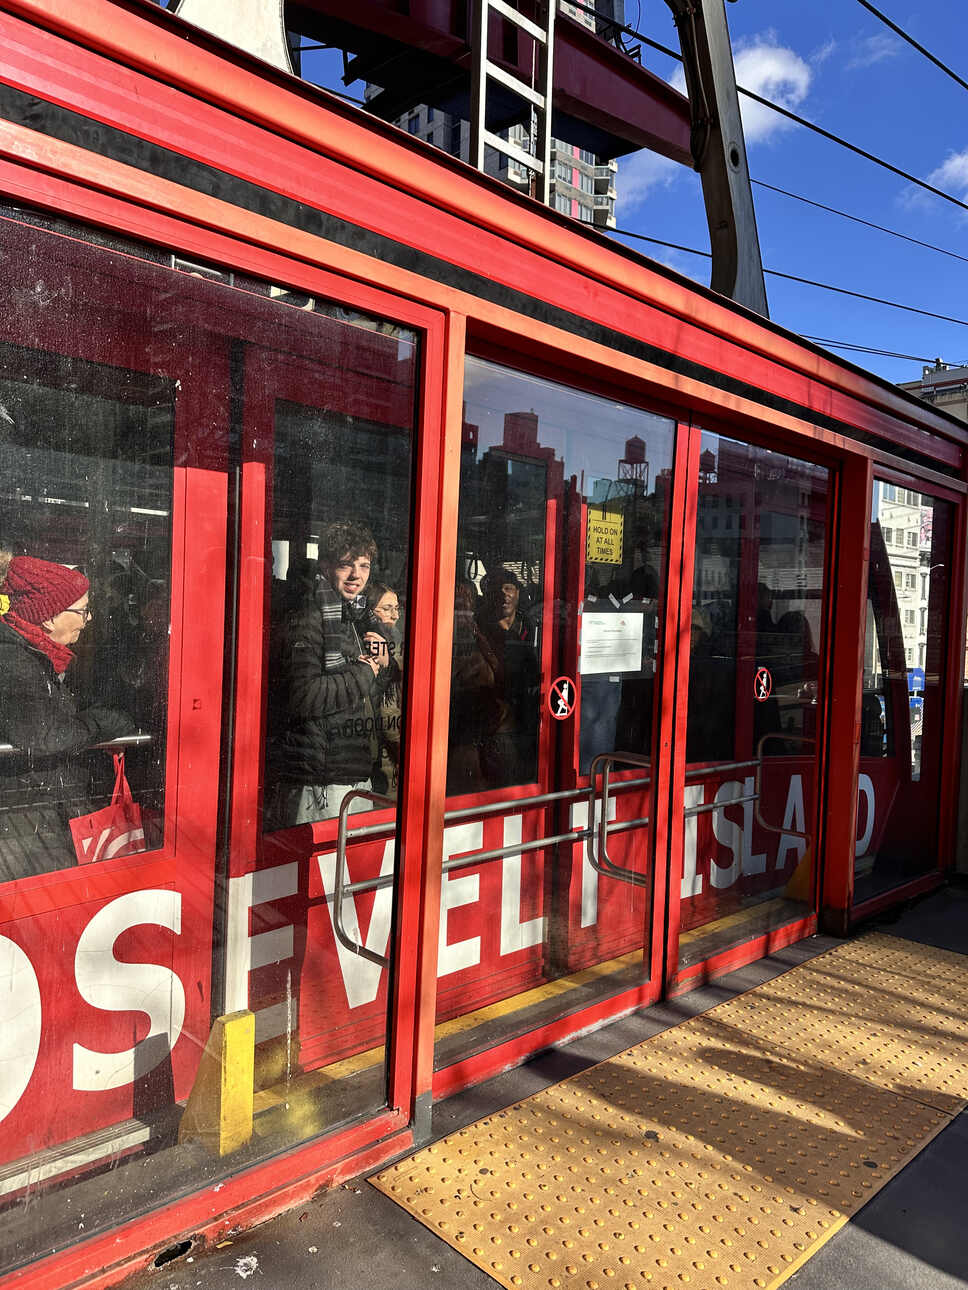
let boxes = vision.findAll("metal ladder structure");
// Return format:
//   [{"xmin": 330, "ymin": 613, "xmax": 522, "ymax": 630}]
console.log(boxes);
[{"xmin": 469, "ymin": 0, "xmax": 557, "ymax": 206}]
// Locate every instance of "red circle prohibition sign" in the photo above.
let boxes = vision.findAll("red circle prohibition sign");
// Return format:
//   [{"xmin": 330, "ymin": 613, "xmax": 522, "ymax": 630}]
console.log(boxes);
[
  {"xmin": 754, "ymin": 667, "xmax": 773, "ymax": 702},
  {"xmin": 548, "ymin": 675, "xmax": 577, "ymax": 720}
]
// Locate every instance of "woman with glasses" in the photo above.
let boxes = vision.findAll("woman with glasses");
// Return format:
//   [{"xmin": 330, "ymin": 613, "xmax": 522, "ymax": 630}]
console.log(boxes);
[{"xmin": 0, "ymin": 555, "xmax": 134, "ymax": 879}]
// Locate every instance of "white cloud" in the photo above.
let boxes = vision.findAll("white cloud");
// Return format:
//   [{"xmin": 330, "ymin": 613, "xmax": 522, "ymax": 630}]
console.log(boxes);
[
  {"xmin": 811, "ymin": 37, "xmax": 838, "ymax": 67},
  {"xmin": 731, "ymin": 38, "xmax": 812, "ymax": 143},
  {"xmin": 615, "ymin": 150, "xmax": 680, "ymax": 210},
  {"xmin": 668, "ymin": 35, "xmax": 811, "ymax": 146},
  {"xmin": 927, "ymin": 149, "xmax": 968, "ymax": 201},
  {"xmin": 616, "ymin": 33, "xmax": 813, "ymax": 212},
  {"xmin": 846, "ymin": 32, "xmax": 901, "ymax": 70}
]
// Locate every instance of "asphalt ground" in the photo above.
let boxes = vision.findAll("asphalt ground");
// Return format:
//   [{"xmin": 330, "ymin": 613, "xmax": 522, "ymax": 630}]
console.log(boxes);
[{"xmin": 129, "ymin": 883, "xmax": 968, "ymax": 1290}]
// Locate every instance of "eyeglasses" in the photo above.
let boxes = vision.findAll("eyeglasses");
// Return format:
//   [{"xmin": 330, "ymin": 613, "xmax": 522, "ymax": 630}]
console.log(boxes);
[{"xmin": 63, "ymin": 605, "xmax": 92, "ymax": 621}]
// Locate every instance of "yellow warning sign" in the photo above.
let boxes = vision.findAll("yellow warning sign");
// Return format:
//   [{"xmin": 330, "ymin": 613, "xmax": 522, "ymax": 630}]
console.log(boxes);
[{"xmin": 586, "ymin": 510, "xmax": 624, "ymax": 565}]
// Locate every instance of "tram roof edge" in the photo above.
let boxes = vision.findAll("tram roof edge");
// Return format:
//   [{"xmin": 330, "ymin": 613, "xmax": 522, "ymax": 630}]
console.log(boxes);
[{"xmin": 5, "ymin": 0, "xmax": 966, "ymax": 460}]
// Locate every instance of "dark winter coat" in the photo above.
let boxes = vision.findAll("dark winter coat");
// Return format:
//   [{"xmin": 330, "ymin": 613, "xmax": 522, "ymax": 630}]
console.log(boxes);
[
  {"xmin": 0, "ymin": 619, "xmax": 135, "ymax": 880},
  {"xmin": 269, "ymin": 580, "xmax": 398, "ymax": 788}
]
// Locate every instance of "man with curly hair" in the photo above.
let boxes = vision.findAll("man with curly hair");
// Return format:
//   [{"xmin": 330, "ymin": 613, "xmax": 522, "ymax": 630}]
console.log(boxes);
[{"xmin": 266, "ymin": 521, "xmax": 396, "ymax": 826}]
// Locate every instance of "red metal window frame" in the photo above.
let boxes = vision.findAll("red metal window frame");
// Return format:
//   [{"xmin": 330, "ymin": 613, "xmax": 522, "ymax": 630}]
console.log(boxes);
[
  {"xmin": 225, "ymin": 285, "xmax": 454, "ymax": 1128},
  {"xmin": 0, "ymin": 215, "xmax": 229, "ymax": 1176},
  {"xmin": 846, "ymin": 465, "xmax": 967, "ymax": 926}
]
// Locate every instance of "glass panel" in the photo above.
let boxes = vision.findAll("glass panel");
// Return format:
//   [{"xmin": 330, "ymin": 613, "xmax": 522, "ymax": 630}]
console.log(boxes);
[
  {"xmin": 854, "ymin": 483, "xmax": 953, "ymax": 903},
  {"xmin": 679, "ymin": 434, "xmax": 829, "ymax": 969},
  {"xmin": 437, "ymin": 356, "xmax": 675, "ymax": 1067},
  {"xmin": 0, "ymin": 207, "xmax": 420, "ymax": 1277},
  {"xmin": 0, "ymin": 350, "xmax": 171, "ymax": 882},
  {"xmin": 257, "ymin": 315, "xmax": 418, "ymax": 1132}
]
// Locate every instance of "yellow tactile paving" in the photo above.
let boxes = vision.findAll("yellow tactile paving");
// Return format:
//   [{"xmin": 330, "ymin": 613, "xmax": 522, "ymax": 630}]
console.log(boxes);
[
  {"xmin": 709, "ymin": 936, "xmax": 968, "ymax": 1115},
  {"xmin": 371, "ymin": 934, "xmax": 966, "ymax": 1290}
]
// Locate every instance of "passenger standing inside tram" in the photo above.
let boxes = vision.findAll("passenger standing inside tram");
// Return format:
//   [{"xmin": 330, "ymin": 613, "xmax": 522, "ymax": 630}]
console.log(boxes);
[
  {"xmin": 0, "ymin": 555, "xmax": 134, "ymax": 879},
  {"xmin": 474, "ymin": 567, "xmax": 540, "ymax": 788},
  {"xmin": 366, "ymin": 580, "xmax": 403, "ymax": 796},
  {"xmin": 269, "ymin": 522, "xmax": 397, "ymax": 826}
]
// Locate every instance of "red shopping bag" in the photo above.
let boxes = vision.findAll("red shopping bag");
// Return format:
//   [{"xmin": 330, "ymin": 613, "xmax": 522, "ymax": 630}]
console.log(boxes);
[{"xmin": 70, "ymin": 753, "xmax": 147, "ymax": 864}]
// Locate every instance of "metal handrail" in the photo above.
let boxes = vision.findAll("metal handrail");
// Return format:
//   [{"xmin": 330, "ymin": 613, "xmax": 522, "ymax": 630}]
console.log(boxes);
[
  {"xmin": 331, "ymin": 749, "xmax": 657, "ymax": 960},
  {"xmin": 586, "ymin": 751, "xmax": 652, "ymax": 889},
  {"xmin": 685, "ymin": 757, "xmax": 759, "ymax": 779},
  {"xmin": 754, "ymin": 732, "xmax": 815, "ymax": 839},
  {"xmin": 0, "ymin": 732, "xmax": 152, "ymax": 756},
  {"xmin": 333, "ymin": 773, "xmax": 653, "ymax": 847},
  {"xmin": 333, "ymin": 789, "xmax": 395, "ymax": 969},
  {"xmin": 685, "ymin": 790, "xmax": 758, "ymax": 819}
]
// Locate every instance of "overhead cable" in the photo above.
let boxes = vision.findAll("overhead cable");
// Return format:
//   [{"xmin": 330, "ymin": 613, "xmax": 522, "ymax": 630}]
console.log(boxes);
[
  {"xmin": 563, "ymin": 0, "xmax": 968, "ymax": 216},
  {"xmin": 752, "ymin": 180, "xmax": 968, "ymax": 267},
  {"xmin": 609, "ymin": 226, "xmax": 968, "ymax": 328},
  {"xmin": 801, "ymin": 336, "xmax": 948, "ymax": 364},
  {"xmin": 735, "ymin": 86, "xmax": 968, "ymax": 217},
  {"xmin": 854, "ymin": 0, "xmax": 968, "ymax": 95}
]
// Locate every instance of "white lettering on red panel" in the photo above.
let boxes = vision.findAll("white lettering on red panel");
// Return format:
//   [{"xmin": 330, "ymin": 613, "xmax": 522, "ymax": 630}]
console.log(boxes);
[
  {"xmin": 0, "ymin": 936, "xmax": 42, "ymax": 1124},
  {"xmin": 0, "ymin": 771, "xmax": 882, "ymax": 1133},
  {"xmin": 72, "ymin": 890, "xmax": 185, "ymax": 1092}
]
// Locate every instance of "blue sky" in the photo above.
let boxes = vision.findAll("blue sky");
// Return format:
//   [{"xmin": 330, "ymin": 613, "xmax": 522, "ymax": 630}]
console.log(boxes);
[
  {"xmin": 611, "ymin": 0, "xmax": 968, "ymax": 384},
  {"xmin": 295, "ymin": 0, "xmax": 966, "ymax": 385}
]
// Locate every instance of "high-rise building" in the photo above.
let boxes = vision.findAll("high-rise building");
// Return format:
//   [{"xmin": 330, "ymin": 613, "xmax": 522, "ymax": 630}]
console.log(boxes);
[{"xmin": 372, "ymin": 1, "xmax": 621, "ymax": 229}]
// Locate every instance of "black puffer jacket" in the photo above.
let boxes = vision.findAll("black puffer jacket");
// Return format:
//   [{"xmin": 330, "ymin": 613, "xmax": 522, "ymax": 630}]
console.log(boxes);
[
  {"xmin": 0, "ymin": 619, "xmax": 135, "ymax": 880},
  {"xmin": 270, "ymin": 600, "xmax": 398, "ymax": 787}
]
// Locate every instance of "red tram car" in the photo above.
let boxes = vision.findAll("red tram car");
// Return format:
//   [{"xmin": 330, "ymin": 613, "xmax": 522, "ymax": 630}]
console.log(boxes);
[{"xmin": 0, "ymin": 2, "xmax": 963, "ymax": 1285}]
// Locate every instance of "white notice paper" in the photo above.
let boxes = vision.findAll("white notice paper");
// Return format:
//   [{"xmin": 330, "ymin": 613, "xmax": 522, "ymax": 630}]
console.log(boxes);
[{"xmin": 580, "ymin": 611, "xmax": 644, "ymax": 675}]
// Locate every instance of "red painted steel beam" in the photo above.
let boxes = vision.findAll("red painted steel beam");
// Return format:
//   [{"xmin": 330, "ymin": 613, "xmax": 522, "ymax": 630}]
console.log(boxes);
[
  {"xmin": 292, "ymin": 0, "xmax": 693, "ymax": 162},
  {"xmin": 552, "ymin": 14, "xmax": 692, "ymax": 161}
]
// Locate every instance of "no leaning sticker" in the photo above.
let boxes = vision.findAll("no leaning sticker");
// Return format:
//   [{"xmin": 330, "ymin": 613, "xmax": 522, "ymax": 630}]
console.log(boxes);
[
  {"xmin": 548, "ymin": 676, "xmax": 576, "ymax": 720},
  {"xmin": 754, "ymin": 667, "xmax": 773, "ymax": 701}
]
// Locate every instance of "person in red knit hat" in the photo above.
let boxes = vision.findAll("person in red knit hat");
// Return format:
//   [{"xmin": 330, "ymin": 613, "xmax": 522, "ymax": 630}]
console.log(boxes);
[{"xmin": 0, "ymin": 555, "xmax": 134, "ymax": 880}]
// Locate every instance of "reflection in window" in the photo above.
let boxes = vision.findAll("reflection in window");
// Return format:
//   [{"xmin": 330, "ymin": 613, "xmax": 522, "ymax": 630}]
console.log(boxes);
[
  {"xmin": 0, "ymin": 344, "xmax": 172, "ymax": 883},
  {"xmin": 449, "ymin": 358, "xmax": 675, "ymax": 796},
  {"xmin": 688, "ymin": 435, "xmax": 828, "ymax": 766},
  {"xmin": 855, "ymin": 483, "xmax": 952, "ymax": 902},
  {"xmin": 678, "ymin": 434, "xmax": 830, "ymax": 969},
  {"xmin": 263, "ymin": 327, "xmax": 417, "ymax": 829},
  {"xmin": 448, "ymin": 403, "xmax": 547, "ymax": 795}
]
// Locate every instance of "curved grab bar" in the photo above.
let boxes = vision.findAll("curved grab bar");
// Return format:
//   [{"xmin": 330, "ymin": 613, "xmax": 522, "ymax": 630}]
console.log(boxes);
[
  {"xmin": 586, "ymin": 751, "xmax": 652, "ymax": 888},
  {"xmin": 333, "ymin": 789, "xmax": 396, "ymax": 969},
  {"xmin": 753, "ymin": 732, "xmax": 815, "ymax": 839}
]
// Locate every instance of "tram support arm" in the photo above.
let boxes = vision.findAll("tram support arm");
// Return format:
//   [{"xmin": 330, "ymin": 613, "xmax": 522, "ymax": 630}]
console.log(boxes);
[{"xmin": 663, "ymin": 0, "xmax": 769, "ymax": 317}]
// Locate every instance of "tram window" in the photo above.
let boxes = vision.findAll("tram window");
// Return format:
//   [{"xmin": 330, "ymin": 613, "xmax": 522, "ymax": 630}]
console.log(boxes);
[
  {"xmin": 262, "ymin": 321, "xmax": 417, "ymax": 829},
  {"xmin": 0, "ymin": 342, "xmax": 172, "ymax": 883},
  {"xmin": 856, "ymin": 484, "xmax": 953, "ymax": 899},
  {"xmin": 451, "ymin": 357, "xmax": 674, "ymax": 794},
  {"xmin": 687, "ymin": 434, "xmax": 828, "ymax": 764}
]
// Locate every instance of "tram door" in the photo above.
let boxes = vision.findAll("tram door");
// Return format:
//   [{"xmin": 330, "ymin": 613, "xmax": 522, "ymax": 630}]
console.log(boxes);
[
  {"xmin": 677, "ymin": 434, "xmax": 831, "ymax": 971},
  {"xmin": 227, "ymin": 295, "xmax": 428, "ymax": 1138},
  {"xmin": 433, "ymin": 357, "xmax": 678, "ymax": 1072}
]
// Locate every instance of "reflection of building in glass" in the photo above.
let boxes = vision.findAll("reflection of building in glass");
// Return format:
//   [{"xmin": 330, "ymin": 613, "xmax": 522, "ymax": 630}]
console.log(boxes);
[
  {"xmin": 457, "ymin": 406, "xmax": 564, "ymax": 590},
  {"xmin": 871, "ymin": 481, "xmax": 930, "ymax": 671}
]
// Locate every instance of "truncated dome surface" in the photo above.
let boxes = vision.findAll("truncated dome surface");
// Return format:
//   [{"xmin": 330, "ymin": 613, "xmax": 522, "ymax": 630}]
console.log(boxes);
[{"xmin": 371, "ymin": 935, "xmax": 967, "ymax": 1290}]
